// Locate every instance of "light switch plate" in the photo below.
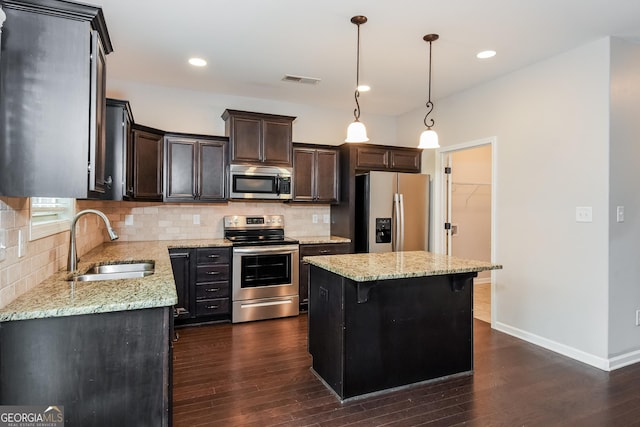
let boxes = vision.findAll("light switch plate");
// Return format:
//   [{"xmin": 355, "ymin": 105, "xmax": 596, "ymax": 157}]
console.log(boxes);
[
  {"xmin": 193, "ymin": 214, "xmax": 200, "ymax": 225},
  {"xmin": 617, "ymin": 206, "xmax": 625, "ymax": 223},
  {"xmin": 312, "ymin": 214, "xmax": 318, "ymax": 224},
  {"xmin": 323, "ymin": 214, "xmax": 330, "ymax": 224},
  {"xmin": 124, "ymin": 215, "xmax": 134, "ymax": 226}
]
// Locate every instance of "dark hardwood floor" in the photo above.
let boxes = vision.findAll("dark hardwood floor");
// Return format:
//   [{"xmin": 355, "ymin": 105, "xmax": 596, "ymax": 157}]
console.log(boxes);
[{"xmin": 173, "ymin": 316, "xmax": 640, "ymax": 426}]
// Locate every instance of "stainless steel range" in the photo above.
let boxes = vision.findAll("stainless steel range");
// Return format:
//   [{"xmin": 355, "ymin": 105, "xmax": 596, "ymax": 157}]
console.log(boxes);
[{"xmin": 224, "ymin": 215, "xmax": 299, "ymax": 323}]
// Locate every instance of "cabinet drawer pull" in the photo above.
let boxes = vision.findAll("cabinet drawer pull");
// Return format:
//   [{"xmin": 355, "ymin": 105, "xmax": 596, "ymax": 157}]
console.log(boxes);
[
  {"xmin": 206, "ymin": 271, "xmax": 220, "ymax": 275},
  {"xmin": 208, "ymin": 254, "xmax": 220, "ymax": 259},
  {"xmin": 319, "ymin": 250, "xmax": 331, "ymax": 254},
  {"xmin": 205, "ymin": 288, "xmax": 221, "ymax": 292},
  {"xmin": 206, "ymin": 305, "xmax": 219, "ymax": 310}
]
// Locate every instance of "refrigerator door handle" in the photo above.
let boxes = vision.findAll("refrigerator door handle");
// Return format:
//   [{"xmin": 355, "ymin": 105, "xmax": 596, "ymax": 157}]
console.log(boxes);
[
  {"xmin": 399, "ymin": 193, "xmax": 405, "ymax": 251},
  {"xmin": 393, "ymin": 193, "xmax": 401, "ymax": 251}
]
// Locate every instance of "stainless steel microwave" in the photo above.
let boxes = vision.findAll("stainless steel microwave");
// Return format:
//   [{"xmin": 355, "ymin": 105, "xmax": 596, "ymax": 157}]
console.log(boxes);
[{"xmin": 229, "ymin": 164, "xmax": 293, "ymax": 200}]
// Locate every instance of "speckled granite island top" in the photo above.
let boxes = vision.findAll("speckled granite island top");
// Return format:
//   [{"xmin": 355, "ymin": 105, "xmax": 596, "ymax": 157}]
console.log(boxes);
[
  {"xmin": 0, "ymin": 239, "xmax": 231, "ymax": 322},
  {"xmin": 304, "ymin": 251, "xmax": 502, "ymax": 282},
  {"xmin": 297, "ymin": 235, "xmax": 351, "ymax": 245}
]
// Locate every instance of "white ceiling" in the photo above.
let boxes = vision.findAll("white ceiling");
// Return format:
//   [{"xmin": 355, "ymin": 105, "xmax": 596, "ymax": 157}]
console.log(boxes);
[{"xmin": 95, "ymin": 0, "xmax": 640, "ymax": 116}]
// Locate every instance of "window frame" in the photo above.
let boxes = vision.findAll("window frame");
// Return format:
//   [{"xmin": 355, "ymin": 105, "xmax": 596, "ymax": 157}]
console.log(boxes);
[{"xmin": 30, "ymin": 197, "xmax": 75, "ymax": 241}]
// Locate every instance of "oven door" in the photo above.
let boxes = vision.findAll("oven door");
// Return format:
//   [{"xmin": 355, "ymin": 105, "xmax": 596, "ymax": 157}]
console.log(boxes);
[{"xmin": 232, "ymin": 244, "xmax": 299, "ymax": 301}]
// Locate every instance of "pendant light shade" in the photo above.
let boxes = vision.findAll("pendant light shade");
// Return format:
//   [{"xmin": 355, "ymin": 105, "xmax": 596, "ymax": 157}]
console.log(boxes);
[
  {"xmin": 418, "ymin": 129, "xmax": 439, "ymax": 149},
  {"xmin": 346, "ymin": 120, "xmax": 368, "ymax": 143},
  {"xmin": 419, "ymin": 34, "xmax": 439, "ymax": 149},
  {"xmin": 346, "ymin": 15, "xmax": 369, "ymax": 143}
]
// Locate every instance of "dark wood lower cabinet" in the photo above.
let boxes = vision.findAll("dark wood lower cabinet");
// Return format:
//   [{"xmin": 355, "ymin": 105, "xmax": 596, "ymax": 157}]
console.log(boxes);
[
  {"xmin": 0, "ymin": 307, "xmax": 172, "ymax": 426},
  {"xmin": 171, "ymin": 246, "xmax": 232, "ymax": 325},
  {"xmin": 299, "ymin": 242, "xmax": 350, "ymax": 311}
]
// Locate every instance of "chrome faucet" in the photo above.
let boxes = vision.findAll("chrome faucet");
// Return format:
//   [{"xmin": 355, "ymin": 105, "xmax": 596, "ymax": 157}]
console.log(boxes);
[{"xmin": 67, "ymin": 209, "xmax": 118, "ymax": 272}]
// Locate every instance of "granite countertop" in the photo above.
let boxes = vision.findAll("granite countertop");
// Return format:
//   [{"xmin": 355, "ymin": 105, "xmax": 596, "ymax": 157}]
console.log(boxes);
[
  {"xmin": 0, "ymin": 239, "xmax": 231, "ymax": 322},
  {"xmin": 296, "ymin": 235, "xmax": 351, "ymax": 245},
  {"xmin": 304, "ymin": 251, "xmax": 502, "ymax": 282}
]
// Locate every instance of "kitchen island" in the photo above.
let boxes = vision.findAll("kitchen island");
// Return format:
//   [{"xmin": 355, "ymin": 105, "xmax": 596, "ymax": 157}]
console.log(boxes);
[
  {"xmin": 304, "ymin": 251, "xmax": 501, "ymax": 401},
  {"xmin": 0, "ymin": 239, "xmax": 229, "ymax": 426}
]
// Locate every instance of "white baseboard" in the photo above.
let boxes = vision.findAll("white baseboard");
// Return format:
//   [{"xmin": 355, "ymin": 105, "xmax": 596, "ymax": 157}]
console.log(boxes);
[
  {"xmin": 493, "ymin": 321, "xmax": 612, "ymax": 371},
  {"xmin": 608, "ymin": 349, "xmax": 640, "ymax": 370}
]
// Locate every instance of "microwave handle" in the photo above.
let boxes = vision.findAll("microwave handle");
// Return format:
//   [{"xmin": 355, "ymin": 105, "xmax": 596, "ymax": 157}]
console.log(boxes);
[{"xmin": 275, "ymin": 175, "xmax": 281, "ymax": 196}]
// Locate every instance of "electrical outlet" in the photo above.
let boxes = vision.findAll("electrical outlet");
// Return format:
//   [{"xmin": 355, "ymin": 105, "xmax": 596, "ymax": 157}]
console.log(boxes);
[
  {"xmin": 617, "ymin": 206, "xmax": 625, "ymax": 223},
  {"xmin": 323, "ymin": 214, "xmax": 330, "ymax": 224},
  {"xmin": 312, "ymin": 214, "xmax": 318, "ymax": 224},
  {"xmin": 124, "ymin": 215, "xmax": 134, "ymax": 226},
  {"xmin": 575, "ymin": 206, "xmax": 593, "ymax": 223},
  {"xmin": 636, "ymin": 310, "xmax": 640, "ymax": 326},
  {"xmin": 193, "ymin": 214, "xmax": 200, "ymax": 225}
]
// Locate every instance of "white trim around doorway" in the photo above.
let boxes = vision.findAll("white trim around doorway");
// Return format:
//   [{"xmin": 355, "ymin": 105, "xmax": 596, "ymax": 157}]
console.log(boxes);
[{"xmin": 433, "ymin": 136, "xmax": 498, "ymax": 325}]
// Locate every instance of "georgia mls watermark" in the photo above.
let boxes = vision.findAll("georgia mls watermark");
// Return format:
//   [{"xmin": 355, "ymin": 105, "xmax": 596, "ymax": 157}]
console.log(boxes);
[{"xmin": 0, "ymin": 406, "xmax": 64, "ymax": 427}]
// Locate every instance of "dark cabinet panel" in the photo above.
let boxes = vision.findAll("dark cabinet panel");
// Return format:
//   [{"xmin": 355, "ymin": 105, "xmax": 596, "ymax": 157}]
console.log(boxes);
[
  {"xmin": 0, "ymin": 0, "xmax": 112, "ymax": 197},
  {"xmin": 354, "ymin": 145, "xmax": 421, "ymax": 173},
  {"xmin": 170, "ymin": 249, "xmax": 191, "ymax": 319},
  {"xmin": 0, "ymin": 307, "xmax": 171, "ymax": 425},
  {"xmin": 165, "ymin": 138, "xmax": 197, "ymax": 200},
  {"xmin": 299, "ymin": 242, "xmax": 350, "ymax": 310},
  {"xmin": 222, "ymin": 109, "xmax": 295, "ymax": 166},
  {"xmin": 293, "ymin": 145, "xmax": 339, "ymax": 203},
  {"xmin": 104, "ymin": 98, "xmax": 133, "ymax": 201},
  {"xmin": 355, "ymin": 146, "xmax": 389, "ymax": 170},
  {"xmin": 292, "ymin": 148, "xmax": 315, "ymax": 201},
  {"xmin": 131, "ymin": 125, "xmax": 164, "ymax": 201},
  {"xmin": 164, "ymin": 134, "xmax": 227, "ymax": 202},
  {"xmin": 199, "ymin": 140, "xmax": 227, "ymax": 201},
  {"xmin": 390, "ymin": 149, "xmax": 422, "ymax": 172}
]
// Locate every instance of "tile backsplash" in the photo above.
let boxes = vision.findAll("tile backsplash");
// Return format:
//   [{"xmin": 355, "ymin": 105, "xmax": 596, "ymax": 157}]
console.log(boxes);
[{"xmin": 0, "ymin": 198, "xmax": 331, "ymax": 308}]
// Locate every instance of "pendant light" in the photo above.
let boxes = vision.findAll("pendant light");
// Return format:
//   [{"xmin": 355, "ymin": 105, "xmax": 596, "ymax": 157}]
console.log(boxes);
[
  {"xmin": 418, "ymin": 34, "xmax": 440, "ymax": 149},
  {"xmin": 345, "ymin": 15, "xmax": 369, "ymax": 143}
]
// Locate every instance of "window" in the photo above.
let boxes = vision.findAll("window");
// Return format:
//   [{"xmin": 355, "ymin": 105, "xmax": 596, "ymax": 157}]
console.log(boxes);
[{"xmin": 30, "ymin": 197, "xmax": 75, "ymax": 240}]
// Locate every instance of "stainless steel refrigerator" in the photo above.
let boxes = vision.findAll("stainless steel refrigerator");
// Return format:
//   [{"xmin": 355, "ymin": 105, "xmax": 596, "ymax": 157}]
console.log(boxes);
[{"xmin": 355, "ymin": 172, "xmax": 429, "ymax": 253}]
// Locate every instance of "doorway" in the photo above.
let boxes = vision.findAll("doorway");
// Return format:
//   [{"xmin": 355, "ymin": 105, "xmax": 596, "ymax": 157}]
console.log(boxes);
[{"xmin": 434, "ymin": 138, "xmax": 496, "ymax": 324}]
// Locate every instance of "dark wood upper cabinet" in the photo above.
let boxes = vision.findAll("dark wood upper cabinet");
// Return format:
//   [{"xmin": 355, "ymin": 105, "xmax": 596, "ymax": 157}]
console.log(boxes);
[
  {"xmin": 130, "ymin": 124, "xmax": 164, "ymax": 201},
  {"xmin": 104, "ymin": 98, "xmax": 134, "ymax": 201},
  {"xmin": 354, "ymin": 145, "xmax": 422, "ymax": 173},
  {"xmin": 0, "ymin": 0, "xmax": 112, "ymax": 197},
  {"xmin": 293, "ymin": 144, "xmax": 339, "ymax": 203},
  {"xmin": 222, "ymin": 109, "xmax": 295, "ymax": 166},
  {"xmin": 164, "ymin": 134, "xmax": 227, "ymax": 202}
]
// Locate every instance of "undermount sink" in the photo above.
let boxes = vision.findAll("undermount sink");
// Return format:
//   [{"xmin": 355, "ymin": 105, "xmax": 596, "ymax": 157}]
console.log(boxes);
[{"xmin": 69, "ymin": 262, "xmax": 155, "ymax": 282}]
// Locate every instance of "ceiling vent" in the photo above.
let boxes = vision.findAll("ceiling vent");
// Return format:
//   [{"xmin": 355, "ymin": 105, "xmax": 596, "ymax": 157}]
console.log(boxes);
[{"xmin": 282, "ymin": 74, "xmax": 321, "ymax": 85}]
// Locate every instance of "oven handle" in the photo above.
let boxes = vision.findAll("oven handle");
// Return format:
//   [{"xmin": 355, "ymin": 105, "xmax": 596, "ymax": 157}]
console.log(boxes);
[
  {"xmin": 233, "ymin": 245, "xmax": 299, "ymax": 254},
  {"xmin": 240, "ymin": 299, "xmax": 294, "ymax": 308}
]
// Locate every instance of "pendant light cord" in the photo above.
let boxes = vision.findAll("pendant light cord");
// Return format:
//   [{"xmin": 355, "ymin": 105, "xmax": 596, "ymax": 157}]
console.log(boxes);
[
  {"xmin": 423, "ymin": 38, "xmax": 435, "ymax": 129},
  {"xmin": 353, "ymin": 21, "xmax": 362, "ymax": 121}
]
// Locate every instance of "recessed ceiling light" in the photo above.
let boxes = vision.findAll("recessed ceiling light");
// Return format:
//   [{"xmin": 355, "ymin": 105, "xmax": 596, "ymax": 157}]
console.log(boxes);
[
  {"xmin": 357, "ymin": 84, "xmax": 370, "ymax": 92},
  {"xmin": 188, "ymin": 57, "xmax": 207, "ymax": 67},
  {"xmin": 477, "ymin": 50, "xmax": 496, "ymax": 59}
]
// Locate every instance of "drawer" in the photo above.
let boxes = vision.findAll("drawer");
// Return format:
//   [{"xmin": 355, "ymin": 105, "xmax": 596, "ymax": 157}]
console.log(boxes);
[
  {"xmin": 196, "ymin": 298, "xmax": 229, "ymax": 316},
  {"xmin": 196, "ymin": 282, "xmax": 230, "ymax": 300},
  {"xmin": 196, "ymin": 247, "xmax": 230, "ymax": 265},
  {"xmin": 300, "ymin": 243, "xmax": 351, "ymax": 257},
  {"xmin": 196, "ymin": 265, "xmax": 229, "ymax": 282}
]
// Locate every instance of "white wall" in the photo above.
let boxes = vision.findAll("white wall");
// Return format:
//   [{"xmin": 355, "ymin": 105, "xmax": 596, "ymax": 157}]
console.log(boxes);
[
  {"xmin": 400, "ymin": 38, "xmax": 612, "ymax": 364},
  {"xmin": 608, "ymin": 38, "xmax": 640, "ymax": 360},
  {"xmin": 107, "ymin": 78, "xmax": 399, "ymax": 147}
]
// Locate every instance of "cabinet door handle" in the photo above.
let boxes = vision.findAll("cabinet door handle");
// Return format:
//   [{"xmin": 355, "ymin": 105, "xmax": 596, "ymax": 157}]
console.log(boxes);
[
  {"xmin": 206, "ymin": 271, "xmax": 220, "ymax": 275},
  {"xmin": 208, "ymin": 254, "xmax": 219, "ymax": 259},
  {"xmin": 206, "ymin": 305, "xmax": 219, "ymax": 310},
  {"xmin": 205, "ymin": 288, "xmax": 220, "ymax": 292}
]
